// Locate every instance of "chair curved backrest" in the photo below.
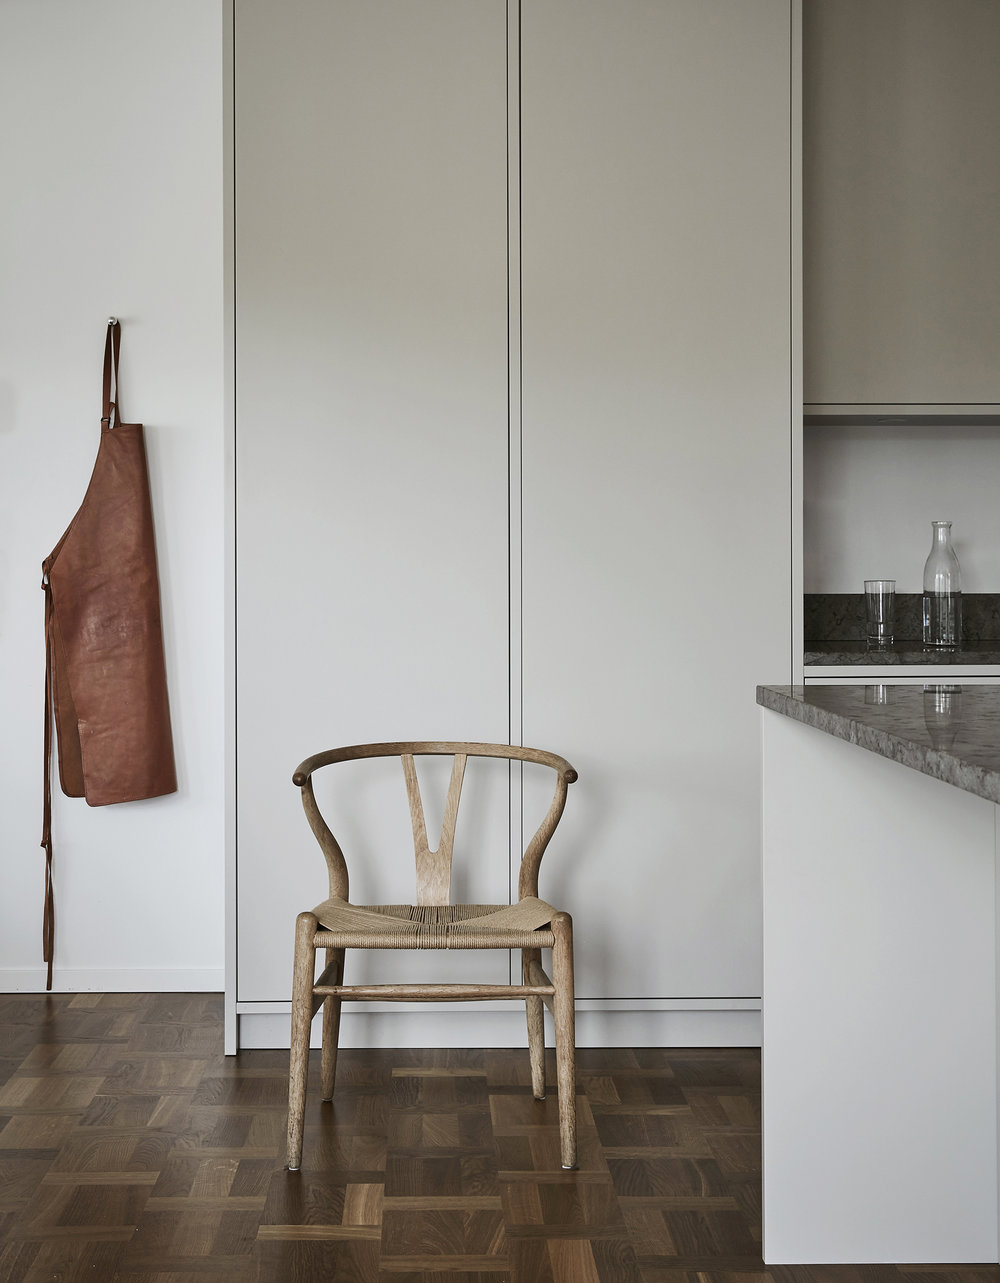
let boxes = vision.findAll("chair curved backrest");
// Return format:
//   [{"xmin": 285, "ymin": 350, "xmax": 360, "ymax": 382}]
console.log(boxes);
[{"xmin": 291, "ymin": 741, "xmax": 578, "ymax": 907}]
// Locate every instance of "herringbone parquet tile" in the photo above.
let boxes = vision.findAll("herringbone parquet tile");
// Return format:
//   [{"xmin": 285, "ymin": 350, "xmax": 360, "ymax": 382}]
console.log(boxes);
[{"xmin": 0, "ymin": 995, "xmax": 999, "ymax": 1282}]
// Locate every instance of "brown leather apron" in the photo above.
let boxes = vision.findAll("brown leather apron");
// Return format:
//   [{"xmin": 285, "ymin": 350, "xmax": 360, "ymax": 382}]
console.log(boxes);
[{"xmin": 41, "ymin": 321, "xmax": 177, "ymax": 989}]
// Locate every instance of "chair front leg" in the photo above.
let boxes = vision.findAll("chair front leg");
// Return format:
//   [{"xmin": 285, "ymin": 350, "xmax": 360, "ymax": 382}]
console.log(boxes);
[
  {"xmin": 522, "ymin": 947, "xmax": 546, "ymax": 1099},
  {"xmin": 321, "ymin": 947, "xmax": 344, "ymax": 1101},
  {"xmin": 287, "ymin": 911, "xmax": 318, "ymax": 1171},
  {"xmin": 550, "ymin": 912, "xmax": 577, "ymax": 1170}
]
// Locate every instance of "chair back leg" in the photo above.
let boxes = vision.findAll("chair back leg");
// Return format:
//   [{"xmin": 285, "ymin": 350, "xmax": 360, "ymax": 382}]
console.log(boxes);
[
  {"xmin": 522, "ymin": 947, "xmax": 547, "ymax": 1100},
  {"xmin": 321, "ymin": 947, "xmax": 345, "ymax": 1100},
  {"xmin": 551, "ymin": 912, "xmax": 577, "ymax": 1169}
]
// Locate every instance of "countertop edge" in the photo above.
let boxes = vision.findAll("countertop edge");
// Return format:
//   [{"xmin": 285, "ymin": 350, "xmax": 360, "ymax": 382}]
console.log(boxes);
[
  {"xmin": 756, "ymin": 684, "xmax": 1000, "ymax": 805},
  {"xmin": 804, "ymin": 649, "xmax": 1000, "ymax": 667}
]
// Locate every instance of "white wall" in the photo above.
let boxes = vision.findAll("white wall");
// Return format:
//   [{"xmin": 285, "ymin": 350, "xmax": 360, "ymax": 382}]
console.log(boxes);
[
  {"xmin": 803, "ymin": 425, "xmax": 1000, "ymax": 592},
  {"xmin": 0, "ymin": 1, "xmax": 226, "ymax": 991}
]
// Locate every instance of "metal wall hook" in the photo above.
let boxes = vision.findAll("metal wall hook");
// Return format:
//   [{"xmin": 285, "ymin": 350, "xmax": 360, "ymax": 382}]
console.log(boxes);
[{"xmin": 107, "ymin": 316, "xmax": 118, "ymax": 327}]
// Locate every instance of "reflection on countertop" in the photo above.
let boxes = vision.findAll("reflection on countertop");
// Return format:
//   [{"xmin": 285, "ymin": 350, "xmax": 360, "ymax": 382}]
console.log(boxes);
[{"xmin": 757, "ymin": 683, "xmax": 1000, "ymax": 804}]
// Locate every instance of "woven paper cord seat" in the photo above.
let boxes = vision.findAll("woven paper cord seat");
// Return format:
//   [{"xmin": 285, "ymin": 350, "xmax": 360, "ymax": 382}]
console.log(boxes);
[{"xmin": 286, "ymin": 741, "xmax": 579, "ymax": 1172}]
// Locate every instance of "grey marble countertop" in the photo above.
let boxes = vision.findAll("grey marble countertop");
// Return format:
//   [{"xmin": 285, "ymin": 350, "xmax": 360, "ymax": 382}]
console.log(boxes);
[
  {"xmin": 757, "ymin": 683, "xmax": 1000, "ymax": 804},
  {"xmin": 804, "ymin": 641, "xmax": 1000, "ymax": 666}
]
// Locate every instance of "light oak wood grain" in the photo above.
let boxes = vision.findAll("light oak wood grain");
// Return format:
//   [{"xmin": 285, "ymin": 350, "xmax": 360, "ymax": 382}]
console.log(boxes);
[{"xmin": 287, "ymin": 742, "xmax": 579, "ymax": 1172}]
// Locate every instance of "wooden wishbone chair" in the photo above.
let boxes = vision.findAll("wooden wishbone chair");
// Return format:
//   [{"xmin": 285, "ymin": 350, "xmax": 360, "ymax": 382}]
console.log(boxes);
[{"xmin": 286, "ymin": 741, "xmax": 579, "ymax": 1171}]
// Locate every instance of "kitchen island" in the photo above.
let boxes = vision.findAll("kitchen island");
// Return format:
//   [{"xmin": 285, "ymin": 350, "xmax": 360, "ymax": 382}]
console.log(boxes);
[{"xmin": 758, "ymin": 684, "xmax": 1000, "ymax": 1265}]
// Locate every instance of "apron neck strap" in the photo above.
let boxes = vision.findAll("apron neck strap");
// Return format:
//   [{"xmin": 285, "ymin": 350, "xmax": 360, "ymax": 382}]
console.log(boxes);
[{"xmin": 102, "ymin": 319, "xmax": 122, "ymax": 430}]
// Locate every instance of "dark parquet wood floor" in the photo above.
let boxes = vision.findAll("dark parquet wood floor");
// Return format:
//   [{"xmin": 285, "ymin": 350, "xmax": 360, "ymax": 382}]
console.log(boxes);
[{"xmin": 1, "ymin": 995, "xmax": 999, "ymax": 1282}]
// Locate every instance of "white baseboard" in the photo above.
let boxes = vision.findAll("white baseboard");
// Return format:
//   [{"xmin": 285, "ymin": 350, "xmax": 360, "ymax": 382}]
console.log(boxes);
[
  {"xmin": 0, "ymin": 968, "xmax": 225, "ymax": 994},
  {"xmin": 235, "ymin": 1000, "xmax": 761, "ymax": 1050}
]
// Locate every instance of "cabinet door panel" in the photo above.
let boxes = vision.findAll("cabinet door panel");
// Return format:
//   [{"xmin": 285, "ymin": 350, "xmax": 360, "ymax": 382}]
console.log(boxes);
[
  {"xmin": 521, "ymin": 0, "xmax": 793, "ymax": 998},
  {"xmin": 235, "ymin": 0, "xmax": 510, "ymax": 1000},
  {"xmin": 804, "ymin": 0, "xmax": 1000, "ymax": 404}
]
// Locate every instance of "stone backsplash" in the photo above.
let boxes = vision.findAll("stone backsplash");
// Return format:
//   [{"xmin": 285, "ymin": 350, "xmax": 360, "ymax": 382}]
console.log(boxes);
[{"xmin": 804, "ymin": 593, "xmax": 1000, "ymax": 645}]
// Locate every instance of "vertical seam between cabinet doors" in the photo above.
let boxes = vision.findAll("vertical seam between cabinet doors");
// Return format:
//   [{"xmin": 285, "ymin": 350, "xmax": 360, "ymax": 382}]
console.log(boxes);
[
  {"xmin": 789, "ymin": 0, "xmax": 794, "ymax": 681},
  {"xmin": 789, "ymin": 0, "xmax": 804, "ymax": 685},
  {"xmin": 506, "ymin": 0, "xmax": 525, "ymax": 980},
  {"xmin": 227, "ymin": 0, "xmax": 239, "ymax": 1051}
]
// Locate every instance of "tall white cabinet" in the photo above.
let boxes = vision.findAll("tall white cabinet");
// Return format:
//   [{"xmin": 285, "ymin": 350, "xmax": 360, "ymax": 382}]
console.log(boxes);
[
  {"xmin": 520, "ymin": 0, "xmax": 795, "ymax": 1005},
  {"xmin": 232, "ymin": 0, "xmax": 797, "ymax": 1050},
  {"xmin": 233, "ymin": 0, "xmax": 512, "ymax": 1038}
]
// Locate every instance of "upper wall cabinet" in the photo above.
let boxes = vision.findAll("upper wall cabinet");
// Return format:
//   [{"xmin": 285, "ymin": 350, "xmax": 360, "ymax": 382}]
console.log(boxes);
[{"xmin": 803, "ymin": 0, "xmax": 1000, "ymax": 409}]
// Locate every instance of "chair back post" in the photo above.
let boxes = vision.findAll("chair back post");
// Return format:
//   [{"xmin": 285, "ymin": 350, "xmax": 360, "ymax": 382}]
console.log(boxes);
[
  {"xmin": 518, "ymin": 769, "xmax": 574, "ymax": 900},
  {"xmin": 296, "ymin": 775, "xmax": 350, "ymax": 901}
]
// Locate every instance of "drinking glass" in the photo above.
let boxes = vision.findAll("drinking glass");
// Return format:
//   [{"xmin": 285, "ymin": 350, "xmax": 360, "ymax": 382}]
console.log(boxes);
[{"xmin": 864, "ymin": 580, "xmax": 895, "ymax": 648}]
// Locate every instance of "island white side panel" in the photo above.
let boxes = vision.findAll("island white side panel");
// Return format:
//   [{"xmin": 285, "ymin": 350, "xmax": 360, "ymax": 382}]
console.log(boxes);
[{"xmin": 761, "ymin": 708, "xmax": 998, "ymax": 1263}]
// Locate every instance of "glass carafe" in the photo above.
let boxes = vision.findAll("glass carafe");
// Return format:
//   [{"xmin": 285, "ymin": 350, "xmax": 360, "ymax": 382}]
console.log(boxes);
[{"xmin": 922, "ymin": 520, "xmax": 962, "ymax": 648}]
